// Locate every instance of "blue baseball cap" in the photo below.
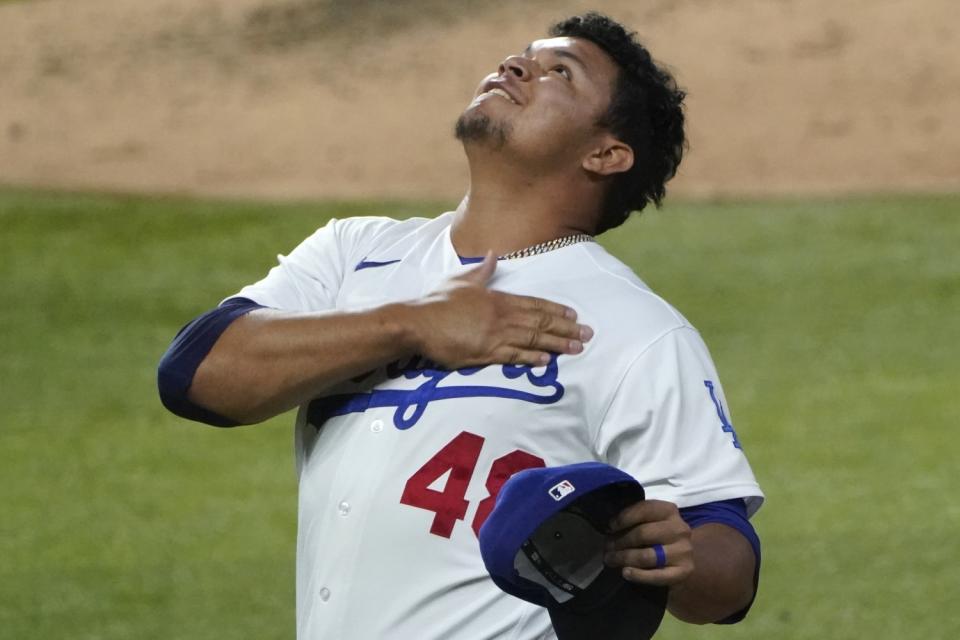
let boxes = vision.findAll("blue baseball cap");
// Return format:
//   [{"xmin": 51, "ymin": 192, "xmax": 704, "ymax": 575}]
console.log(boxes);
[{"xmin": 478, "ymin": 462, "xmax": 667, "ymax": 640}]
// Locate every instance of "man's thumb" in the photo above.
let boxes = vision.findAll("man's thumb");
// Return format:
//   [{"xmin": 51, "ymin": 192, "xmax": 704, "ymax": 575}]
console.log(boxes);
[{"xmin": 460, "ymin": 250, "xmax": 497, "ymax": 284}]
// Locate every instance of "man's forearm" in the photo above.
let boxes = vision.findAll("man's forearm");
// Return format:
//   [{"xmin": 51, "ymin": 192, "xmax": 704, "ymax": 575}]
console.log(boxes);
[
  {"xmin": 189, "ymin": 303, "xmax": 418, "ymax": 424},
  {"xmin": 666, "ymin": 523, "xmax": 757, "ymax": 624},
  {"xmin": 179, "ymin": 255, "xmax": 591, "ymax": 426}
]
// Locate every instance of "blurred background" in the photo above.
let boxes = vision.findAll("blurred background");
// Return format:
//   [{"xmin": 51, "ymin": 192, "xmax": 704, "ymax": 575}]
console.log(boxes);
[
  {"xmin": 1, "ymin": 1, "xmax": 957, "ymax": 639},
  {"xmin": 2, "ymin": 0, "xmax": 958, "ymax": 200}
]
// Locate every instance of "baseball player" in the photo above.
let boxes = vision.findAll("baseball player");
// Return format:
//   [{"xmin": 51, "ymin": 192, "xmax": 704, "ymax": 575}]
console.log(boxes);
[{"xmin": 159, "ymin": 12, "xmax": 763, "ymax": 639}]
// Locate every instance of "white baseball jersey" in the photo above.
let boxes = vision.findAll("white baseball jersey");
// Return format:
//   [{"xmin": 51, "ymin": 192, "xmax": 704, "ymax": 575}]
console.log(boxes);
[{"xmin": 231, "ymin": 212, "xmax": 764, "ymax": 640}]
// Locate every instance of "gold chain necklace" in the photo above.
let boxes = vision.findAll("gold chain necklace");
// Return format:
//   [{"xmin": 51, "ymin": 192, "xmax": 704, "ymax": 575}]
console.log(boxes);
[{"xmin": 498, "ymin": 233, "xmax": 596, "ymax": 260}]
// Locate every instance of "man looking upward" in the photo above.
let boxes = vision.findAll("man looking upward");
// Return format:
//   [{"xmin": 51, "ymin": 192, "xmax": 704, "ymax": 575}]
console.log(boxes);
[{"xmin": 159, "ymin": 12, "xmax": 763, "ymax": 639}]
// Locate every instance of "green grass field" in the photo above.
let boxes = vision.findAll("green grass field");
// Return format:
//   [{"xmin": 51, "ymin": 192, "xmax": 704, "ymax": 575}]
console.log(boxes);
[{"xmin": 1, "ymin": 188, "xmax": 957, "ymax": 640}]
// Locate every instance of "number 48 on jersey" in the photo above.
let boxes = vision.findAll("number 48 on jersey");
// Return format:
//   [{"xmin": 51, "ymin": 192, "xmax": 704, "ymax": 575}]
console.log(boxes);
[{"xmin": 399, "ymin": 431, "xmax": 544, "ymax": 538}]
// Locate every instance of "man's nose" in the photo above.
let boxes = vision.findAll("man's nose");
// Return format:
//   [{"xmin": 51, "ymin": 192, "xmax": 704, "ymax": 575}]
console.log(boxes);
[{"xmin": 498, "ymin": 55, "xmax": 534, "ymax": 81}]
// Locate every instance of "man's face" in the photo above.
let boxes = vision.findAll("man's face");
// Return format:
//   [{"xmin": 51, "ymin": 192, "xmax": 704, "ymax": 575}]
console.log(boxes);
[{"xmin": 456, "ymin": 36, "xmax": 620, "ymax": 168}]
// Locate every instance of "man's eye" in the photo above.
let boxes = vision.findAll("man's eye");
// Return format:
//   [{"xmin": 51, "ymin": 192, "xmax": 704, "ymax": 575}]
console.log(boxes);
[{"xmin": 552, "ymin": 65, "xmax": 571, "ymax": 80}]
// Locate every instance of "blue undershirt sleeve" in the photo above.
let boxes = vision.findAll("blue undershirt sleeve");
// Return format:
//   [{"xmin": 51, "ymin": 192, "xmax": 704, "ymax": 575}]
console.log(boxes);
[
  {"xmin": 678, "ymin": 498, "xmax": 761, "ymax": 624},
  {"xmin": 157, "ymin": 297, "xmax": 265, "ymax": 427}
]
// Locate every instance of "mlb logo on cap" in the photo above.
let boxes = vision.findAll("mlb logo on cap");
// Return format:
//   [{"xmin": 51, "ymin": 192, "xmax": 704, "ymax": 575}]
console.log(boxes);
[{"xmin": 549, "ymin": 480, "xmax": 575, "ymax": 500}]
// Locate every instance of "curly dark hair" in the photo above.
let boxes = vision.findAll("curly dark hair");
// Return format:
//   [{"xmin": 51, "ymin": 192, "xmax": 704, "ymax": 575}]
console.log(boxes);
[{"xmin": 549, "ymin": 13, "xmax": 687, "ymax": 234}]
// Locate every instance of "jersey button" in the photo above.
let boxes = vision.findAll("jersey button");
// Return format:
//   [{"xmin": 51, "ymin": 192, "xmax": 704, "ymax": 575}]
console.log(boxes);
[
  {"xmin": 338, "ymin": 501, "xmax": 351, "ymax": 516},
  {"xmin": 319, "ymin": 588, "xmax": 331, "ymax": 602},
  {"xmin": 370, "ymin": 419, "xmax": 383, "ymax": 433}
]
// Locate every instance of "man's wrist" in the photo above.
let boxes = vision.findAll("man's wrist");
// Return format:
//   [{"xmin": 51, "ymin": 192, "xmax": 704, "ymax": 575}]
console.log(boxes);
[
  {"xmin": 665, "ymin": 523, "xmax": 756, "ymax": 624},
  {"xmin": 377, "ymin": 302, "xmax": 424, "ymax": 356}
]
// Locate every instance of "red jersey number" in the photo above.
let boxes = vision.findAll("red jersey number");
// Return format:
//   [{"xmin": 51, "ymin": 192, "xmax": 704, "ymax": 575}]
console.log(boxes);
[{"xmin": 400, "ymin": 430, "xmax": 545, "ymax": 539}]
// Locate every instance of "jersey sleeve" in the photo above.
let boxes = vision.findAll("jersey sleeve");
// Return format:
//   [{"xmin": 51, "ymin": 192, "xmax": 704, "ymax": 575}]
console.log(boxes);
[
  {"xmin": 227, "ymin": 216, "xmax": 400, "ymax": 312},
  {"xmin": 594, "ymin": 326, "xmax": 764, "ymax": 516},
  {"xmin": 225, "ymin": 218, "xmax": 348, "ymax": 311}
]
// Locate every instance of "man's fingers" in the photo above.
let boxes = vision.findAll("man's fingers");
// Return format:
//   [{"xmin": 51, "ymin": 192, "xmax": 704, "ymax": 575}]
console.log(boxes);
[
  {"xmin": 499, "ymin": 293, "xmax": 593, "ymax": 343},
  {"xmin": 604, "ymin": 542, "xmax": 694, "ymax": 587},
  {"xmin": 490, "ymin": 346, "xmax": 552, "ymax": 367},
  {"xmin": 458, "ymin": 251, "xmax": 497, "ymax": 285},
  {"xmin": 607, "ymin": 520, "xmax": 680, "ymax": 551},
  {"xmin": 620, "ymin": 565, "xmax": 692, "ymax": 587},
  {"xmin": 508, "ymin": 309, "xmax": 590, "ymax": 342},
  {"xmin": 509, "ymin": 293, "xmax": 578, "ymax": 321},
  {"xmin": 609, "ymin": 499, "xmax": 678, "ymax": 532},
  {"xmin": 604, "ymin": 540, "xmax": 688, "ymax": 568},
  {"xmin": 505, "ymin": 327, "xmax": 584, "ymax": 355}
]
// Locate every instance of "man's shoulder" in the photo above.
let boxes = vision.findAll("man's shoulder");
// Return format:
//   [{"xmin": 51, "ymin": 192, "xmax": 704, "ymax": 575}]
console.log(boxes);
[
  {"xmin": 323, "ymin": 212, "xmax": 452, "ymax": 261},
  {"xmin": 572, "ymin": 242, "xmax": 694, "ymax": 332},
  {"xmin": 331, "ymin": 213, "xmax": 446, "ymax": 243}
]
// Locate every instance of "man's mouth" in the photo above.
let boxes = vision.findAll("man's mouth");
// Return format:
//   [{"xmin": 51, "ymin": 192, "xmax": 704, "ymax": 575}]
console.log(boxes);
[{"xmin": 482, "ymin": 87, "xmax": 520, "ymax": 105}]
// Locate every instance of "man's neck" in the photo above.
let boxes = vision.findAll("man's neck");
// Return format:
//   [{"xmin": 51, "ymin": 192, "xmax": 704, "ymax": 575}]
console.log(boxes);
[{"xmin": 449, "ymin": 153, "xmax": 599, "ymax": 258}]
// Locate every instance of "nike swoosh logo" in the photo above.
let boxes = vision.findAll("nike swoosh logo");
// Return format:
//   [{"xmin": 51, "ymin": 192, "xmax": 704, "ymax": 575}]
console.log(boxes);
[{"xmin": 355, "ymin": 257, "xmax": 402, "ymax": 271}]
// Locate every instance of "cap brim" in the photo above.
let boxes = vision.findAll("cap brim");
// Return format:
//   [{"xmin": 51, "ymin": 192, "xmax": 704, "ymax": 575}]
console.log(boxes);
[{"xmin": 548, "ymin": 580, "xmax": 667, "ymax": 640}]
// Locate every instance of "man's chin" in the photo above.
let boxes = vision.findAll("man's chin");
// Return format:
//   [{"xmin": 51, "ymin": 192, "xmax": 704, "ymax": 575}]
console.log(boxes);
[{"xmin": 454, "ymin": 110, "xmax": 511, "ymax": 149}]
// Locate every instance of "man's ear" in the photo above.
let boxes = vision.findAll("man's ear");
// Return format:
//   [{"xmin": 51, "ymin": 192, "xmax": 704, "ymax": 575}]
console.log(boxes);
[{"xmin": 582, "ymin": 136, "xmax": 634, "ymax": 176}]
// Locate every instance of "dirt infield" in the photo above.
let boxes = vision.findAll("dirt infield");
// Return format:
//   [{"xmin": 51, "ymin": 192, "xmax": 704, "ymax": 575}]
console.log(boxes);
[{"xmin": 1, "ymin": 0, "xmax": 957, "ymax": 201}]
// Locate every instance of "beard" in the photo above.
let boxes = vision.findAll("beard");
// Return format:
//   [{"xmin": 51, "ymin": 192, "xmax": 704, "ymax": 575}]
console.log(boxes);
[{"xmin": 454, "ymin": 109, "xmax": 512, "ymax": 150}]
